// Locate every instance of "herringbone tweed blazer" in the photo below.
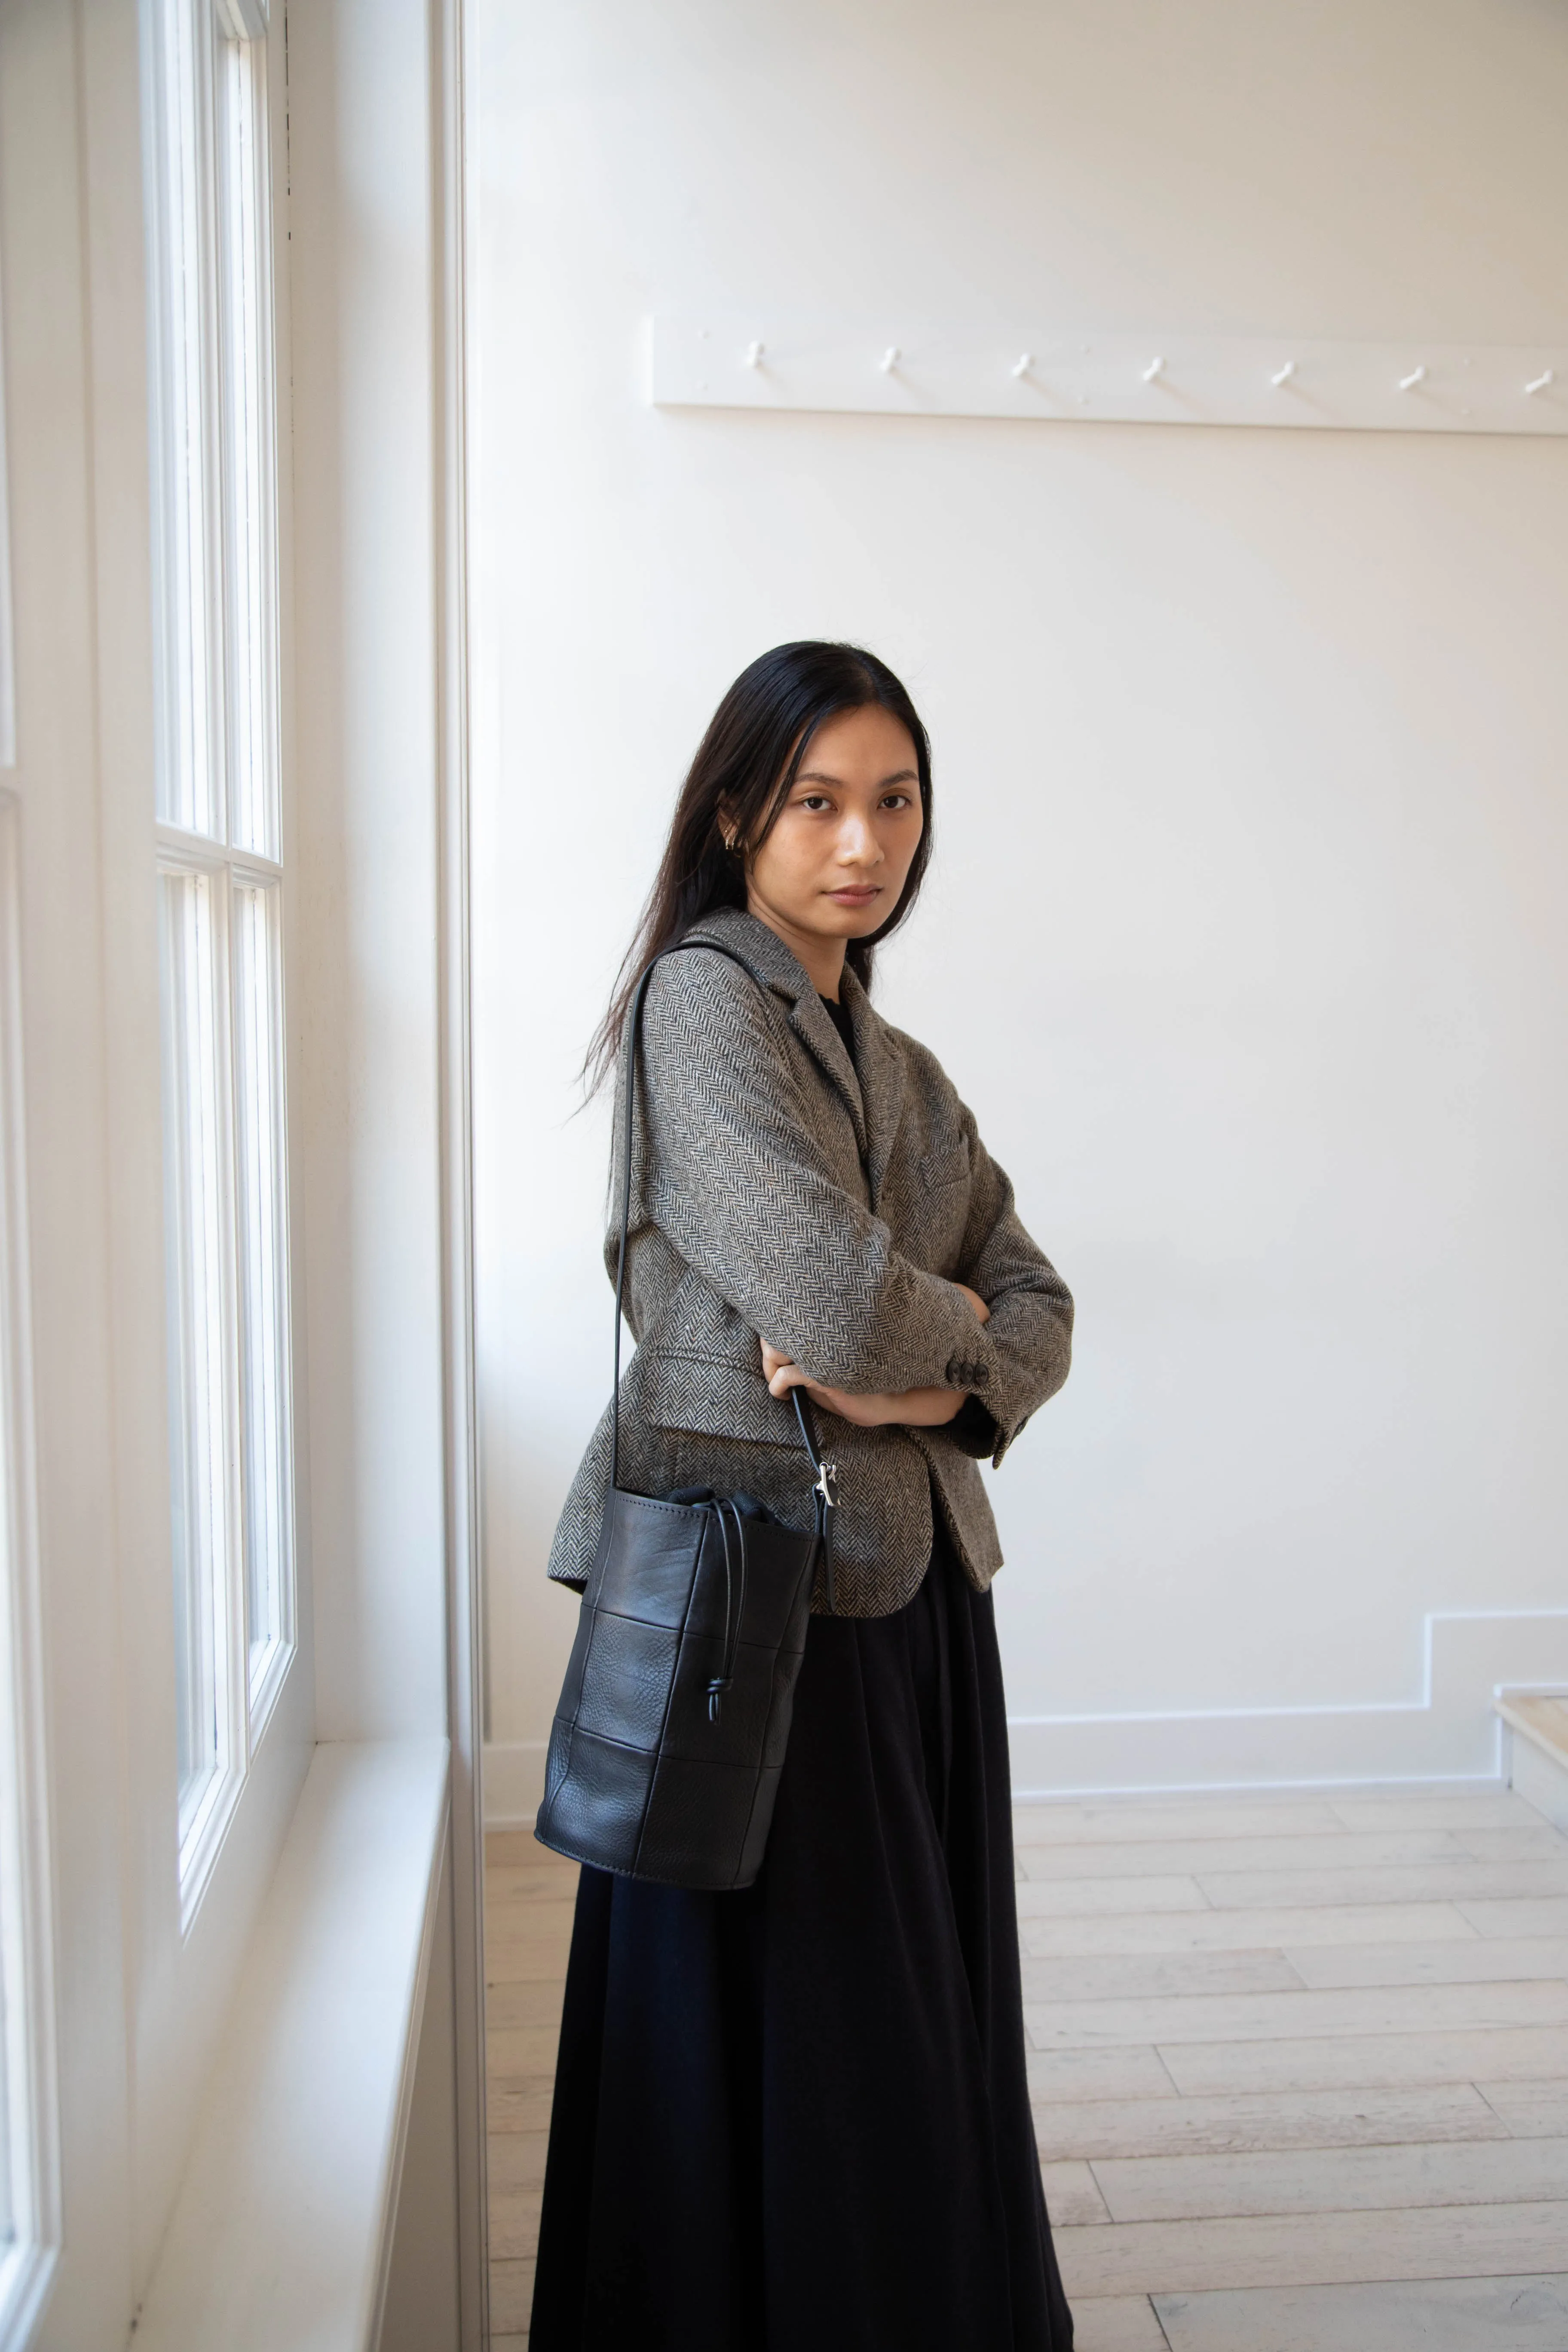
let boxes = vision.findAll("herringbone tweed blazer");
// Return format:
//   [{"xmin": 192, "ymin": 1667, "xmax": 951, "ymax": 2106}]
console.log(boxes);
[{"xmin": 547, "ymin": 906, "xmax": 1073, "ymax": 1617}]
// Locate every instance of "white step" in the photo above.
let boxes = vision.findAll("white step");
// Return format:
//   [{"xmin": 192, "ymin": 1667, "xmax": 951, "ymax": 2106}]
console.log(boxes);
[{"xmin": 1497, "ymin": 1692, "xmax": 1568, "ymax": 1835}]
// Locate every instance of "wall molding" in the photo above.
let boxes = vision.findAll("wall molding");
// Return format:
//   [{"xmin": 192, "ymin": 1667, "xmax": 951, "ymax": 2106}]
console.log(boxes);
[
  {"xmin": 650, "ymin": 317, "xmax": 1568, "ymax": 438},
  {"xmin": 486, "ymin": 1611, "xmax": 1568, "ymax": 1822},
  {"xmin": 1008, "ymin": 1611, "xmax": 1568, "ymax": 1797}
]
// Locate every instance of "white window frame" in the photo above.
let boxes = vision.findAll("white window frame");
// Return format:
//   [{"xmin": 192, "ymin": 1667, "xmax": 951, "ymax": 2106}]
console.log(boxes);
[
  {"xmin": 145, "ymin": 0, "xmax": 294, "ymax": 1927},
  {"xmin": 0, "ymin": 795, "xmax": 61, "ymax": 2349}
]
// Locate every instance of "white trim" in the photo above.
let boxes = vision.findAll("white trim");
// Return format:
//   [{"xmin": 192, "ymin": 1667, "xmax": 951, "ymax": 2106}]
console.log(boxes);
[
  {"xmin": 434, "ymin": 3, "xmax": 488, "ymax": 2338},
  {"xmin": 1006, "ymin": 1609, "xmax": 1568, "ymax": 1796},
  {"xmin": 0, "ymin": 794, "xmax": 61, "ymax": 2346}
]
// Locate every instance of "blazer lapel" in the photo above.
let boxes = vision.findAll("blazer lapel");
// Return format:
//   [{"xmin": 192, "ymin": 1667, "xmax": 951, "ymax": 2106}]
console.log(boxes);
[
  {"xmin": 787, "ymin": 985, "xmax": 868, "ymax": 1157},
  {"xmin": 686, "ymin": 906, "xmax": 869, "ymax": 1156},
  {"xmin": 842, "ymin": 967, "xmax": 904, "ymax": 1210}
]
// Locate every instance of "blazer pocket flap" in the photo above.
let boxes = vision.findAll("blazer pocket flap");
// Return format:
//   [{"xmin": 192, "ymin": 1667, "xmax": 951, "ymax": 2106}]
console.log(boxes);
[
  {"xmin": 630, "ymin": 1349, "xmax": 804, "ymax": 1446},
  {"xmin": 919, "ymin": 1142, "xmax": 970, "ymax": 1191}
]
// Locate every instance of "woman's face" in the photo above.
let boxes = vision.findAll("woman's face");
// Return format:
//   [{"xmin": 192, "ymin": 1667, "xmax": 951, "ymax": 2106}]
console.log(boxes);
[{"xmin": 741, "ymin": 704, "xmax": 924, "ymax": 959}]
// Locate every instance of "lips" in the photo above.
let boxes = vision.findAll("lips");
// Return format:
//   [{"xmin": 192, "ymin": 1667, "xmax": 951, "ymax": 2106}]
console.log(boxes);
[{"xmin": 827, "ymin": 886, "xmax": 880, "ymax": 905}]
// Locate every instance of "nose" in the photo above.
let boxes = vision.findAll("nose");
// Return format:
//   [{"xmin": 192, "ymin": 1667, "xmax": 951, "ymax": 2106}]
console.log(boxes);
[{"xmin": 836, "ymin": 809, "xmax": 883, "ymax": 866}]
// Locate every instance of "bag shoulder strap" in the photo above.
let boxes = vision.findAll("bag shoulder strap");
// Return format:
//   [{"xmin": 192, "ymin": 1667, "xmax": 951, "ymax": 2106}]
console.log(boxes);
[{"xmin": 609, "ymin": 940, "xmax": 833, "ymax": 1535}]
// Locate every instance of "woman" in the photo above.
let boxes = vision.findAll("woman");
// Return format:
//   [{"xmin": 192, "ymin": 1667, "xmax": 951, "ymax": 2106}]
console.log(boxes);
[{"xmin": 530, "ymin": 642, "xmax": 1075, "ymax": 2351}]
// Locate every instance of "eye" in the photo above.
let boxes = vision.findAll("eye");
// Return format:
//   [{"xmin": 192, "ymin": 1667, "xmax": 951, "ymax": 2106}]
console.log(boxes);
[
  {"xmin": 881, "ymin": 791, "xmax": 914, "ymax": 810},
  {"xmin": 798, "ymin": 792, "xmax": 834, "ymax": 812}
]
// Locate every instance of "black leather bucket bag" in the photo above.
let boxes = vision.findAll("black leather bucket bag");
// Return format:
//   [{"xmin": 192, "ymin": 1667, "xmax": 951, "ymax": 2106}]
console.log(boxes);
[{"xmin": 535, "ymin": 944, "xmax": 836, "ymax": 1891}]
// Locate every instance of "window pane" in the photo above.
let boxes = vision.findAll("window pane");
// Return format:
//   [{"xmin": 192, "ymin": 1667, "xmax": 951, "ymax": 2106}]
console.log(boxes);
[
  {"xmin": 149, "ymin": 0, "xmax": 293, "ymax": 1905},
  {"xmin": 147, "ymin": 0, "xmax": 225, "ymax": 842},
  {"xmin": 216, "ymin": 32, "xmax": 279, "ymax": 862},
  {"xmin": 232, "ymin": 882, "xmax": 289, "ymax": 1688},
  {"xmin": 158, "ymin": 871, "xmax": 234, "ymax": 1829}
]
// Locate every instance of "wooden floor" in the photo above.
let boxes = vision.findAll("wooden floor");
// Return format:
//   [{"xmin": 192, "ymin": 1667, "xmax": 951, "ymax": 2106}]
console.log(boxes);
[{"xmin": 485, "ymin": 1784, "xmax": 1568, "ymax": 2350}]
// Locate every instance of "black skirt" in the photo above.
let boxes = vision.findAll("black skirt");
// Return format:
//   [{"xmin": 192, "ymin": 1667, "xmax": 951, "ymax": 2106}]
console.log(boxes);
[{"xmin": 528, "ymin": 1519, "xmax": 1075, "ymax": 2352}]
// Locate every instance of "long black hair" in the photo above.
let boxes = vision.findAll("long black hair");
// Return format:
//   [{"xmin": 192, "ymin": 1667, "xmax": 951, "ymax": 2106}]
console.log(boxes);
[{"xmin": 585, "ymin": 640, "xmax": 934, "ymax": 1091}]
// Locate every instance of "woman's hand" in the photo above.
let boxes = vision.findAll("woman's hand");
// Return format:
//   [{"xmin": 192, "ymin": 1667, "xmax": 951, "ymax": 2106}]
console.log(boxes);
[
  {"xmin": 761, "ymin": 1343, "xmax": 965, "ymax": 1429},
  {"xmin": 758, "ymin": 1277, "xmax": 989, "ymax": 1428}
]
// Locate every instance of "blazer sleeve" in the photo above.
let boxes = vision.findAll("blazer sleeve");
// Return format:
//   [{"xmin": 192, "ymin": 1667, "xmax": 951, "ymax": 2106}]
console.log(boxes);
[
  {"xmin": 633, "ymin": 951, "xmax": 989, "ymax": 1396},
  {"xmin": 945, "ymin": 1113, "xmax": 1074, "ymax": 1464}
]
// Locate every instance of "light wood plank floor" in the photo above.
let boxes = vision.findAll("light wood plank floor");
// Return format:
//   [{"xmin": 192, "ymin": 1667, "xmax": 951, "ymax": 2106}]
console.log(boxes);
[{"xmin": 485, "ymin": 1784, "xmax": 1568, "ymax": 2351}]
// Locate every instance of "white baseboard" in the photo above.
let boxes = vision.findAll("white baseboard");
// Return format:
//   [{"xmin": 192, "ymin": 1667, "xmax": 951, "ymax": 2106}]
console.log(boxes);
[
  {"xmin": 483, "ymin": 1739, "xmax": 548, "ymax": 1831},
  {"xmin": 485, "ymin": 1610, "xmax": 1568, "ymax": 1821},
  {"xmin": 1008, "ymin": 1610, "xmax": 1568, "ymax": 1797}
]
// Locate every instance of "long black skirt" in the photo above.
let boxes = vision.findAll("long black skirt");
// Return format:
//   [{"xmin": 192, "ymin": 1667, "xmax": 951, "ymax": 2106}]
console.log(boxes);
[{"xmin": 528, "ymin": 1522, "xmax": 1075, "ymax": 2352}]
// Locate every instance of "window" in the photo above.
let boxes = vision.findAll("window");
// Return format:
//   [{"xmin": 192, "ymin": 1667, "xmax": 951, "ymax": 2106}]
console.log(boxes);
[{"xmin": 147, "ymin": 0, "xmax": 292, "ymax": 1917}]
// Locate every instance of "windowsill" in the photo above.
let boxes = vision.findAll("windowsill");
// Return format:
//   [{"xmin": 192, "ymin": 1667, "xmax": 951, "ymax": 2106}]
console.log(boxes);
[{"xmin": 134, "ymin": 1737, "xmax": 450, "ymax": 2352}]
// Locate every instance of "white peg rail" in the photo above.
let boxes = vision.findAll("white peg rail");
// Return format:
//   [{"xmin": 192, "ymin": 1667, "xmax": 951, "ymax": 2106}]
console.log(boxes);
[{"xmin": 650, "ymin": 320, "xmax": 1568, "ymax": 437}]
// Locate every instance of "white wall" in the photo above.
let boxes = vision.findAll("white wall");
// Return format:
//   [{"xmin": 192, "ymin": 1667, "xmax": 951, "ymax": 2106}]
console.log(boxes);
[{"xmin": 472, "ymin": 0, "xmax": 1568, "ymax": 1807}]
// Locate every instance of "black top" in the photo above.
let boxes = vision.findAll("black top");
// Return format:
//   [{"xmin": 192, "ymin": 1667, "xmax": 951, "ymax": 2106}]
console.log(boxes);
[{"xmin": 821, "ymin": 991, "xmax": 855, "ymax": 1059}]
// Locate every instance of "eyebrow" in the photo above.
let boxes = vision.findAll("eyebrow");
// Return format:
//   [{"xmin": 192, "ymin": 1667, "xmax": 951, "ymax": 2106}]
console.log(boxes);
[{"xmin": 795, "ymin": 768, "xmax": 919, "ymax": 789}]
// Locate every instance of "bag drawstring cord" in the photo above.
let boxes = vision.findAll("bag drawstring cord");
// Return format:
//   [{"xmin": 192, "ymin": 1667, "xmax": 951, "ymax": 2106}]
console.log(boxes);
[
  {"xmin": 703, "ymin": 1449, "xmax": 837, "ymax": 1722},
  {"xmin": 705, "ymin": 1494, "xmax": 750, "ymax": 1721}
]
